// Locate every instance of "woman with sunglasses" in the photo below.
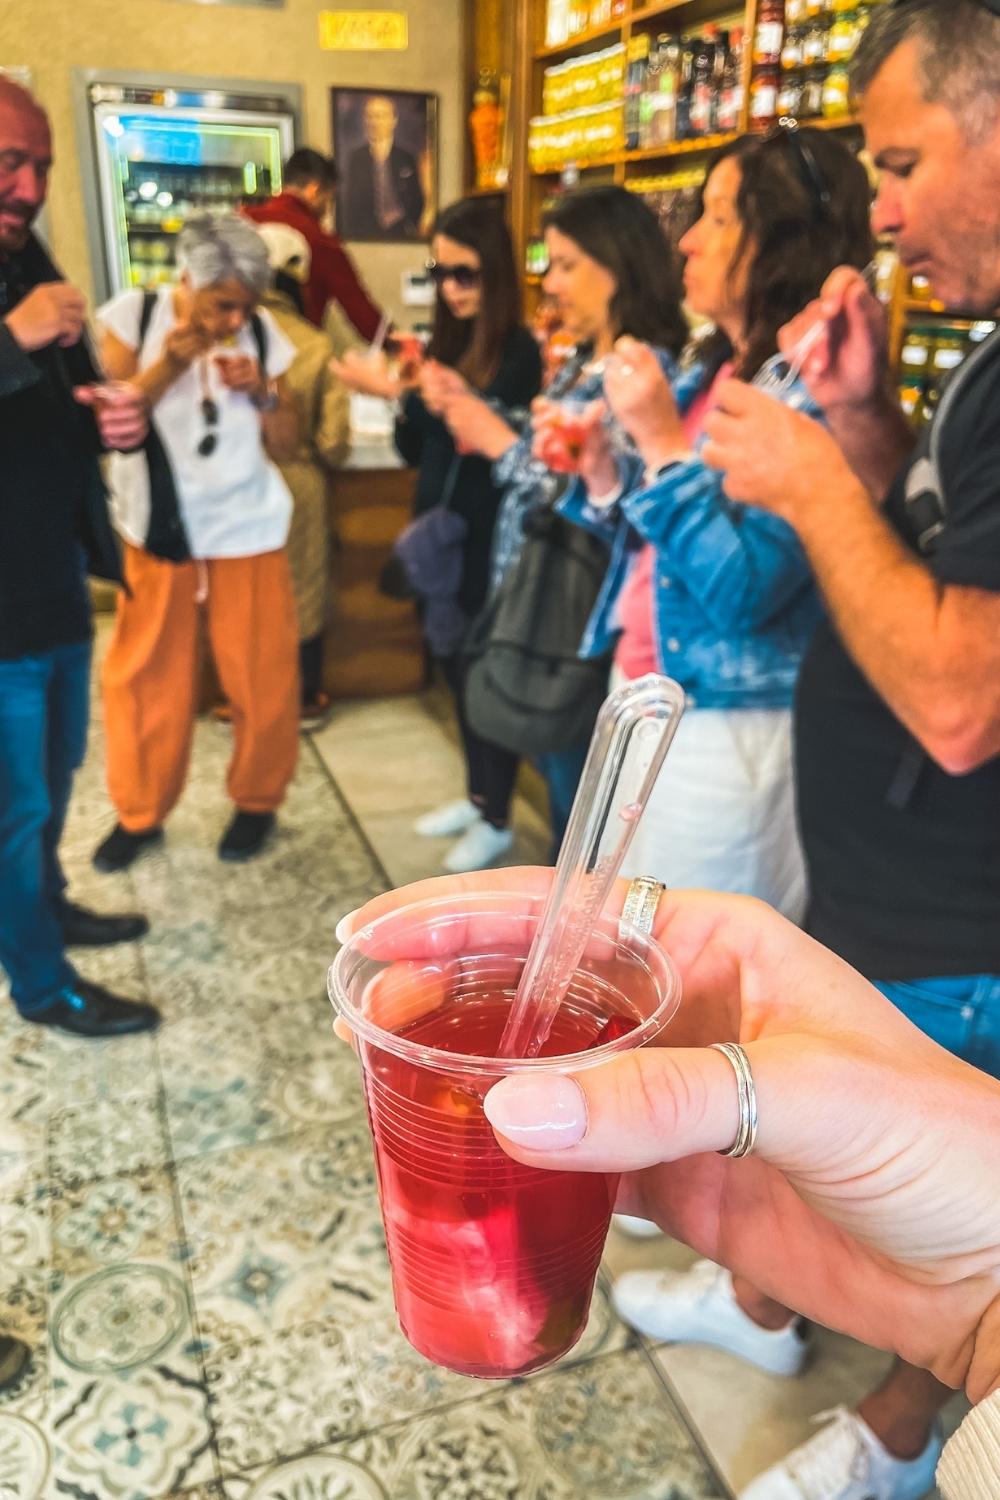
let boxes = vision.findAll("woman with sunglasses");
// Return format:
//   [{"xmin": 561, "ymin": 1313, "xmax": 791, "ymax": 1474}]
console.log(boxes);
[
  {"xmin": 435, "ymin": 186, "xmax": 688, "ymax": 853},
  {"xmin": 92, "ymin": 214, "xmax": 302, "ymax": 869},
  {"xmin": 535, "ymin": 126, "xmax": 872, "ymax": 917},
  {"xmin": 333, "ymin": 198, "xmax": 542, "ymax": 874}
]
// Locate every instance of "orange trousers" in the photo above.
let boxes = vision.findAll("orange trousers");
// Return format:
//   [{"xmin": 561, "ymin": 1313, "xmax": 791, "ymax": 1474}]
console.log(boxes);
[{"xmin": 102, "ymin": 544, "xmax": 299, "ymax": 832}]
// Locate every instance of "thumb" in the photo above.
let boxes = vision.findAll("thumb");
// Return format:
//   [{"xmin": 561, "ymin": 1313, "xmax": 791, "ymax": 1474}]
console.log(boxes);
[
  {"xmin": 72, "ymin": 384, "xmax": 98, "ymax": 406},
  {"xmin": 482, "ymin": 1046, "xmax": 743, "ymax": 1172}
]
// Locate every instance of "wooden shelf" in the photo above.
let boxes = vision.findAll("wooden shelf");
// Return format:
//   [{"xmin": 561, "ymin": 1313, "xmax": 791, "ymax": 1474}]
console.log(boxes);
[
  {"xmin": 464, "ymin": 182, "xmax": 511, "ymax": 196},
  {"xmin": 624, "ymin": 130, "xmax": 736, "ymax": 162},
  {"xmin": 804, "ymin": 114, "xmax": 863, "ymax": 131},
  {"xmin": 530, "ymin": 154, "xmax": 620, "ymax": 175},
  {"xmin": 533, "ymin": 18, "xmax": 623, "ymax": 60},
  {"xmin": 904, "ymin": 301, "xmax": 994, "ymax": 326},
  {"xmin": 630, "ymin": 0, "xmax": 742, "ymax": 25}
]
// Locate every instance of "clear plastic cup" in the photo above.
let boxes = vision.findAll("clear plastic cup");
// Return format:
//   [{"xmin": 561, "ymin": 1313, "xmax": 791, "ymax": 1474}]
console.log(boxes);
[{"xmin": 329, "ymin": 890, "xmax": 680, "ymax": 1379}]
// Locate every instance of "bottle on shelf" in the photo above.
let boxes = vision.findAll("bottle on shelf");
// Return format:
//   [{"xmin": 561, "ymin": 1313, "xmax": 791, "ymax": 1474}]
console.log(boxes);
[
  {"xmin": 688, "ymin": 26, "xmax": 717, "ymax": 138},
  {"xmin": 675, "ymin": 39, "xmax": 696, "ymax": 141},
  {"xmin": 716, "ymin": 28, "xmax": 745, "ymax": 134},
  {"xmin": 625, "ymin": 32, "xmax": 651, "ymax": 151},
  {"xmin": 800, "ymin": 64, "xmax": 827, "ymax": 118},
  {"xmin": 821, "ymin": 60, "xmax": 851, "ymax": 117},
  {"xmin": 753, "ymin": 0, "xmax": 785, "ymax": 68},
  {"xmin": 648, "ymin": 34, "xmax": 682, "ymax": 147},
  {"xmin": 750, "ymin": 62, "xmax": 781, "ymax": 131}
]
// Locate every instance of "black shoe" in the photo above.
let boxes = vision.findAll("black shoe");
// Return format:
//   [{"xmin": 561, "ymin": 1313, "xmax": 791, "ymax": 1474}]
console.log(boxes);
[
  {"xmin": 93, "ymin": 823, "xmax": 163, "ymax": 873},
  {"xmin": 218, "ymin": 810, "xmax": 275, "ymax": 863},
  {"xmin": 0, "ymin": 1336, "xmax": 31, "ymax": 1392},
  {"xmin": 59, "ymin": 901, "xmax": 149, "ymax": 947},
  {"xmin": 20, "ymin": 979, "xmax": 161, "ymax": 1038}
]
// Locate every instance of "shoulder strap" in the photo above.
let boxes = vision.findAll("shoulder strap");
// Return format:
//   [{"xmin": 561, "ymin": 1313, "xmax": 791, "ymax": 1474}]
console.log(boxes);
[
  {"xmin": 138, "ymin": 289, "xmax": 157, "ymax": 351},
  {"xmin": 249, "ymin": 311, "xmax": 268, "ymax": 372}
]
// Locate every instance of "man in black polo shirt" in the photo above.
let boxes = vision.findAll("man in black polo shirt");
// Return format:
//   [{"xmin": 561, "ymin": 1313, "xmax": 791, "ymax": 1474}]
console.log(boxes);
[
  {"xmin": 0, "ymin": 77, "xmax": 159, "ymax": 1041},
  {"xmin": 612, "ymin": 4, "xmax": 1000, "ymax": 1498}
]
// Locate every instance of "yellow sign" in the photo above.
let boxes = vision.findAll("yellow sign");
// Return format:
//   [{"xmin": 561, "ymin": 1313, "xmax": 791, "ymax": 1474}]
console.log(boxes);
[{"xmin": 318, "ymin": 10, "xmax": 408, "ymax": 50}]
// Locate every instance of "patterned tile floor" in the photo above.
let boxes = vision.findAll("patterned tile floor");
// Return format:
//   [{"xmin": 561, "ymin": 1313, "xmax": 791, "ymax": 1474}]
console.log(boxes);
[{"xmin": 0, "ymin": 649, "xmax": 730, "ymax": 1500}]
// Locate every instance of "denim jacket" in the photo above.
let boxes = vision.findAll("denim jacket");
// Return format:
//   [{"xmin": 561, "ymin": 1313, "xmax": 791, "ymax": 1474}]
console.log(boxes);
[
  {"xmin": 560, "ymin": 356, "xmax": 824, "ymax": 710},
  {"xmin": 489, "ymin": 348, "xmax": 678, "ymax": 592}
]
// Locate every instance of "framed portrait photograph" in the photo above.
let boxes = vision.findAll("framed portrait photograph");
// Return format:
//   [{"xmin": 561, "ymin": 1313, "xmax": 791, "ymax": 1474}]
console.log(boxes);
[{"xmin": 331, "ymin": 87, "xmax": 437, "ymax": 243}]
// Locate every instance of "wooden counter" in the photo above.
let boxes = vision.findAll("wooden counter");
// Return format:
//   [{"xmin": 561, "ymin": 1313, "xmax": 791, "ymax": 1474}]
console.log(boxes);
[{"xmin": 324, "ymin": 465, "xmax": 427, "ymax": 699}]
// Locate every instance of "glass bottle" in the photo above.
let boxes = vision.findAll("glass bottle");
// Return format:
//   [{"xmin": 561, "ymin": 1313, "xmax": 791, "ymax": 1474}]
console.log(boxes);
[
  {"xmin": 689, "ymin": 28, "xmax": 717, "ymax": 137},
  {"xmin": 800, "ymin": 65, "xmax": 826, "ymax": 117},
  {"xmin": 749, "ymin": 64, "xmax": 781, "ymax": 130},
  {"xmin": 753, "ymin": 0, "xmax": 785, "ymax": 67},
  {"xmin": 625, "ymin": 32, "xmax": 650, "ymax": 150},
  {"xmin": 715, "ymin": 28, "xmax": 745, "ymax": 134},
  {"xmin": 650, "ymin": 35, "xmax": 681, "ymax": 146}
]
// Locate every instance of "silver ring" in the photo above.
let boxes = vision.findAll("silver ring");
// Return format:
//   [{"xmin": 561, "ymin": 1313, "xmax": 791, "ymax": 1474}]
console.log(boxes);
[
  {"xmin": 710, "ymin": 1042, "xmax": 758, "ymax": 1159},
  {"xmin": 619, "ymin": 876, "xmax": 665, "ymax": 937}
]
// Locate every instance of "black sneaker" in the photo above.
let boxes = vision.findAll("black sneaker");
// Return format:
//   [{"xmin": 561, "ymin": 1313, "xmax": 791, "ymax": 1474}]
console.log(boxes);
[
  {"xmin": 0, "ymin": 1336, "xmax": 31, "ymax": 1392},
  {"xmin": 19, "ymin": 979, "xmax": 160, "ymax": 1038},
  {"xmin": 59, "ymin": 901, "xmax": 149, "ymax": 947},
  {"xmin": 218, "ymin": 810, "xmax": 275, "ymax": 863},
  {"xmin": 93, "ymin": 823, "xmax": 163, "ymax": 873}
]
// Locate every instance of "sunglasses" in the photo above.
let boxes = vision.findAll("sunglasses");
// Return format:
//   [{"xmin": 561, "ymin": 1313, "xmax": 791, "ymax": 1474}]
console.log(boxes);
[
  {"xmin": 197, "ymin": 395, "xmax": 219, "ymax": 458},
  {"xmin": 425, "ymin": 260, "xmax": 482, "ymax": 290},
  {"xmin": 765, "ymin": 117, "xmax": 832, "ymax": 218}
]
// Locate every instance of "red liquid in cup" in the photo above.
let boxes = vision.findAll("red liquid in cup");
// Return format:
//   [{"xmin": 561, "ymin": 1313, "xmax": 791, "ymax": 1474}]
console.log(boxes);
[
  {"xmin": 547, "ymin": 411, "xmax": 590, "ymax": 474},
  {"xmin": 363, "ymin": 987, "xmax": 637, "ymax": 1379}
]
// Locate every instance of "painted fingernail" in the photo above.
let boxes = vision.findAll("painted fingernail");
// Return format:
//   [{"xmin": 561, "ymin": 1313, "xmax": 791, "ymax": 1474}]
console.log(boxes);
[
  {"xmin": 483, "ymin": 1075, "xmax": 588, "ymax": 1149},
  {"xmin": 335, "ymin": 910, "xmax": 359, "ymax": 944}
]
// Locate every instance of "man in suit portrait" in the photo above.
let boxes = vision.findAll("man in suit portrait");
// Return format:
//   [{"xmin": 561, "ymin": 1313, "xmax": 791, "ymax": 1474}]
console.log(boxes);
[{"xmin": 342, "ymin": 94, "xmax": 425, "ymax": 241}]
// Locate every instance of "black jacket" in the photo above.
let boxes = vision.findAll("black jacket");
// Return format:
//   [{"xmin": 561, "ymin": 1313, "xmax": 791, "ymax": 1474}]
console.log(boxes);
[
  {"xmin": 0, "ymin": 234, "xmax": 122, "ymax": 659},
  {"xmin": 394, "ymin": 326, "xmax": 542, "ymax": 622},
  {"xmin": 342, "ymin": 143, "xmax": 424, "ymax": 241}
]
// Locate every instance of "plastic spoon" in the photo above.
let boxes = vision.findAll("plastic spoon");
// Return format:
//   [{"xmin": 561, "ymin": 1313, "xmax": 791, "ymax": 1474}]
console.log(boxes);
[{"xmin": 499, "ymin": 673, "xmax": 686, "ymax": 1060}]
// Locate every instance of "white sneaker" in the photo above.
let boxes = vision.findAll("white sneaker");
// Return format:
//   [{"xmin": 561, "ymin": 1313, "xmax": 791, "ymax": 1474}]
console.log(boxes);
[
  {"xmin": 740, "ymin": 1406, "xmax": 942, "ymax": 1500},
  {"xmin": 612, "ymin": 1259, "xmax": 808, "ymax": 1377},
  {"xmin": 414, "ymin": 799, "xmax": 480, "ymax": 838},
  {"xmin": 443, "ymin": 821, "xmax": 514, "ymax": 874},
  {"xmin": 612, "ymin": 1214, "xmax": 664, "ymax": 1239}
]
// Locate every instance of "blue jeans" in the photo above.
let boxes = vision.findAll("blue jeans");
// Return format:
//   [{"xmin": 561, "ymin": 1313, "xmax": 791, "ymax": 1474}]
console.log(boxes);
[
  {"xmin": 874, "ymin": 975, "xmax": 1000, "ymax": 1081},
  {"xmin": 535, "ymin": 743, "xmax": 589, "ymax": 860},
  {"xmin": 0, "ymin": 640, "xmax": 90, "ymax": 1014}
]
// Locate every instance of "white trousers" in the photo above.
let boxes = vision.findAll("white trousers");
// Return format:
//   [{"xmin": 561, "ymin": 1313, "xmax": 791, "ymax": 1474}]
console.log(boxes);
[{"xmin": 616, "ymin": 672, "xmax": 807, "ymax": 922}]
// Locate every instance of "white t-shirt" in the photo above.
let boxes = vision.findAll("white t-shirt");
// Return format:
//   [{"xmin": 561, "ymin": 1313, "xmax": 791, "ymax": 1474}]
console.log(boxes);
[{"xmin": 98, "ymin": 288, "xmax": 295, "ymax": 559}]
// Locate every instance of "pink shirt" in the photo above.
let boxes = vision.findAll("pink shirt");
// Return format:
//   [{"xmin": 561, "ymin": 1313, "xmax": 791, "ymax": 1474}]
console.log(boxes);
[{"xmin": 614, "ymin": 362, "xmax": 733, "ymax": 680}]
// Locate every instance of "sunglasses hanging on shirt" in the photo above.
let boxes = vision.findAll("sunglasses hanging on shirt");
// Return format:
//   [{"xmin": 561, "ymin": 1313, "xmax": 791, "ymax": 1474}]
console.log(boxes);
[
  {"xmin": 425, "ymin": 260, "xmax": 482, "ymax": 290},
  {"xmin": 197, "ymin": 359, "xmax": 219, "ymax": 458}
]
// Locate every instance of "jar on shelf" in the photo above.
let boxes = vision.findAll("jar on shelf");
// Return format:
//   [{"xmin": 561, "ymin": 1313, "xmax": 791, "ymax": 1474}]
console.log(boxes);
[
  {"xmin": 753, "ymin": 0, "xmax": 785, "ymax": 67},
  {"xmin": 777, "ymin": 72, "xmax": 804, "ymax": 117},
  {"xmin": 782, "ymin": 25, "xmax": 806, "ymax": 71},
  {"xmin": 803, "ymin": 19, "xmax": 830, "ymax": 66},
  {"xmin": 786, "ymin": 0, "xmax": 807, "ymax": 22},
  {"xmin": 827, "ymin": 10, "xmax": 860, "ymax": 62},
  {"xmin": 800, "ymin": 65, "xmax": 827, "ymax": 117},
  {"xmin": 822, "ymin": 61, "xmax": 851, "ymax": 117},
  {"xmin": 749, "ymin": 64, "xmax": 781, "ymax": 130}
]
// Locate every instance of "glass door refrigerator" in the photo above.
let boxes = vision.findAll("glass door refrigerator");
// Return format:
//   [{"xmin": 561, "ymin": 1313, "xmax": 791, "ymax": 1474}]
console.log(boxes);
[{"xmin": 82, "ymin": 78, "xmax": 297, "ymax": 299}]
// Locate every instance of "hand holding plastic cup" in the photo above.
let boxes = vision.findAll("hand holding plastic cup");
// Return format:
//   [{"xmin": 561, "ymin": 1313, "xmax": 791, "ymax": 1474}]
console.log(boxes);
[
  {"xmin": 329, "ymin": 891, "xmax": 679, "ymax": 1379},
  {"xmin": 389, "ymin": 330, "xmax": 427, "ymax": 384},
  {"xmin": 542, "ymin": 395, "xmax": 596, "ymax": 475}
]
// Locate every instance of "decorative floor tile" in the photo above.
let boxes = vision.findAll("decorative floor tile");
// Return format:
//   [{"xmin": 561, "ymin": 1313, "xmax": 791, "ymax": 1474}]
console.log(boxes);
[
  {"xmin": 50, "ymin": 1263, "xmax": 192, "ymax": 1375},
  {"xmin": 51, "ymin": 1362, "xmax": 216, "ymax": 1500},
  {"xmin": 0, "ymin": 1412, "xmax": 51, "ymax": 1500},
  {"xmin": 221, "ymin": 1350, "xmax": 727, "ymax": 1500},
  {"xmin": 160, "ymin": 999, "xmax": 364, "ymax": 1161},
  {"xmin": 49, "ymin": 1166, "xmax": 182, "ymax": 1285},
  {"xmin": 48, "ymin": 1085, "xmax": 171, "ymax": 1188},
  {"xmin": 176, "ymin": 1125, "xmax": 384, "ymax": 1347}
]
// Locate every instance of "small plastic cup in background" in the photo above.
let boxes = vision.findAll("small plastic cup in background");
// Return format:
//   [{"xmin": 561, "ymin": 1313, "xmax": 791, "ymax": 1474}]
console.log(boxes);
[
  {"xmin": 329, "ymin": 891, "xmax": 679, "ymax": 1380},
  {"xmin": 545, "ymin": 395, "xmax": 593, "ymax": 474}
]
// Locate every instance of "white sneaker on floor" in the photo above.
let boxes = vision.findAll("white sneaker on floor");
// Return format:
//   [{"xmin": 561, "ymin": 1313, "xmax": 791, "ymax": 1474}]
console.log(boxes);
[
  {"xmin": 443, "ymin": 821, "xmax": 514, "ymax": 873},
  {"xmin": 414, "ymin": 799, "xmax": 480, "ymax": 838},
  {"xmin": 740, "ymin": 1406, "xmax": 942, "ymax": 1500},
  {"xmin": 612, "ymin": 1259, "xmax": 808, "ymax": 1377},
  {"xmin": 612, "ymin": 1214, "xmax": 664, "ymax": 1239}
]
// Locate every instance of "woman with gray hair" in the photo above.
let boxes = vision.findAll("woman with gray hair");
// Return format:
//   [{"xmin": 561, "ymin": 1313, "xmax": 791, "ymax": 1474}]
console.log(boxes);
[{"xmin": 91, "ymin": 213, "xmax": 301, "ymax": 868}]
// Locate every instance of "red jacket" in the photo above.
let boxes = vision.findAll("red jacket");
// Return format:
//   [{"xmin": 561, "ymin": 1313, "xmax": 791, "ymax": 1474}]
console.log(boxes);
[{"xmin": 245, "ymin": 192, "xmax": 385, "ymax": 339}]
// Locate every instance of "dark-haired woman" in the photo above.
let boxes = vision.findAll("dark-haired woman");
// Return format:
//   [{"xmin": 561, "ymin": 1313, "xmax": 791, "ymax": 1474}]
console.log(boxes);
[
  {"xmin": 538, "ymin": 126, "xmax": 873, "ymax": 916},
  {"xmin": 438, "ymin": 185, "xmax": 688, "ymax": 850},
  {"xmin": 334, "ymin": 198, "xmax": 542, "ymax": 872}
]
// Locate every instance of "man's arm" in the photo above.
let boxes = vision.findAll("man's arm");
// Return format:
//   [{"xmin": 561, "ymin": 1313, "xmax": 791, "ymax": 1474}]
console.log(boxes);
[
  {"xmin": 703, "ymin": 383, "xmax": 1000, "ymax": 774},
  {"xmin": 821, "ymin": 389, "xmax": 917, "ymax": 504},
  {"xmin": 314, "ymin": 237, "xmax": 385, "ymax": 342}
]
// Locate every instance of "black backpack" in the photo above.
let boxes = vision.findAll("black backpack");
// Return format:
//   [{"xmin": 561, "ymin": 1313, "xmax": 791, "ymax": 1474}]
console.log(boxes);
[{"xmin": 462, "ymin": 499, "xmax": 612, "ymax": 757}]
